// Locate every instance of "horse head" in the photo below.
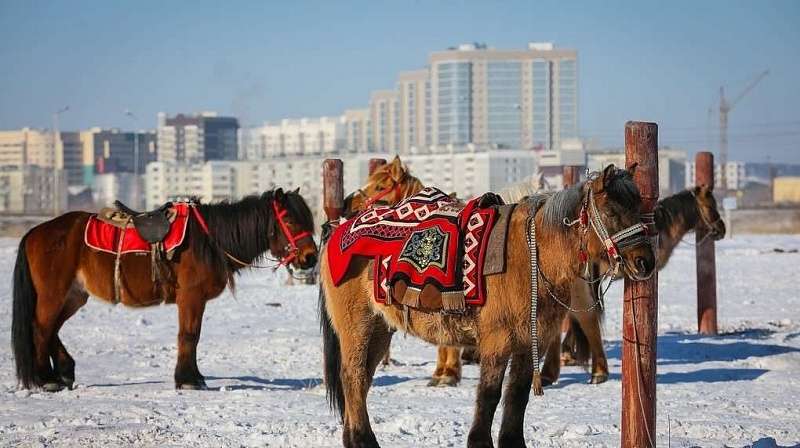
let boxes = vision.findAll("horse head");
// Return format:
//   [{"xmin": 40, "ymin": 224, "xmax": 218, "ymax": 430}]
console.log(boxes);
[
  {"xmin": 692, "ymin": 185, "xmax": 726, "ymax": 240},
  {"xmin": 350, "ymin": 156, "xmax": 424, "ymax": 211},
  {"xmin": 267, "ymin": 188, "xmax": 318, "ymax": 270},
  {"xmin": 581, "ymin": 164, "xmax": 657, "ymax": 281}
]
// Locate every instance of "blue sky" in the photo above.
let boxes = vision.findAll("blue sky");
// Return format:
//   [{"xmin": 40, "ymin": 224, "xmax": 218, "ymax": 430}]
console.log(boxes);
[{"xmin": 1, "ymin": 0, "xmax": 798, "ymax": 163}]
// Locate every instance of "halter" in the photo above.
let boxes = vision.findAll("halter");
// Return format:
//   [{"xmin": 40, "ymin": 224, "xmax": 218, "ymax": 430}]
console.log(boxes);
[
  {"xmin": 272, "ymin": 200, "xmax": 312, "ymax": 267},
  {"xmin": 689, "ymin": 189, "xmax": 724, "ymax": 234},
  {"xmin": 362, "ymin": 182, "xmax": 402, "ymax": 209},
  {"xmin": 566, "ymin": 186, "xmax": 653, "ymax": 281}
]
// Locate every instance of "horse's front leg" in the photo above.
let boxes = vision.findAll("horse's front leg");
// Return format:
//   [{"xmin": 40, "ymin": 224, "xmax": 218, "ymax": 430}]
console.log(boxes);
[
  {"xmin": 468, "ymin": 349, "xmax": 510, "ymax": 448},
  {"xmin": 175, "ymin": 292, "xmax": 207, "ymax": 390},
  {"xmin": 498, "ymin": 351, "xmax": 533, "ymax": 448}
]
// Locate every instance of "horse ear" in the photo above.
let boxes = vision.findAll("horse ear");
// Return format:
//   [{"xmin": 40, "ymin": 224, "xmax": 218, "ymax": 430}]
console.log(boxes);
[
  {"xmin": 274, "ymin": 188, "xmax": 285, "ymax": 201},
  {"xmin": 601, "ymin": 164, "xmax": 617, "ymax": 188},
  {"xmin": 389, "ymin": 157, "xmax": 404, "ymax": 182},
  {"xmin": 293, "ymin": 187, "xmax": 300, "ymax": 194}
]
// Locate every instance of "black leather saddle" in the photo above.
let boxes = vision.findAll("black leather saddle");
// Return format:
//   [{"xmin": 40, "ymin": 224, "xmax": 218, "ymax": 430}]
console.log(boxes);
[{"xmin": 114, "ymin": 200, "xmax": 173, "ymax": 243}]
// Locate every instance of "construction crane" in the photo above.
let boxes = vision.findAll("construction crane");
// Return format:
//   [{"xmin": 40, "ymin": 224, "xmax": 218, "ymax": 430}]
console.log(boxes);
[{"xmin": 718, "ymin": 69, "xmax": 769, "ymax": 192}]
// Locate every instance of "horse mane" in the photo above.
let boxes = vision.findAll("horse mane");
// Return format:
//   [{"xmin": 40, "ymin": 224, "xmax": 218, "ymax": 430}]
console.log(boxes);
[
  {"xmin": 187, "ymin": 190, "xmax": 313, "ymax": 289},
  {"xmin": 654, "ymin": 189, "xmax": 697, "ymax": 233},
  {"xmin": 537, "ymin": 168, "xmax": 640, "ymax": 232}
]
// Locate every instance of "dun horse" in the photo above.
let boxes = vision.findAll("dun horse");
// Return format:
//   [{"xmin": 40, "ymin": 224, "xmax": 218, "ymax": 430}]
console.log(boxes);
[
  {"xmin": 341, "ymin": 157, "xmax": 465, "ymax": 387},
  {"xmin": 551, "ymin": 185, "xmax": 726, "ymax": 383},
  {"xmin": 12, "ymin": 189, "xmax": 317, "ymax": 391},
  {"xmin": 320, "ymin": 166, "xmax": 656, "ymax": 447}
]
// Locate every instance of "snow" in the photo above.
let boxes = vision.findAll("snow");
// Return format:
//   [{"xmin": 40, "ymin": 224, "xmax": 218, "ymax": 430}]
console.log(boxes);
[{"xmin": 1, "ymin": 235, "xmax": 799, "ymax": 447}]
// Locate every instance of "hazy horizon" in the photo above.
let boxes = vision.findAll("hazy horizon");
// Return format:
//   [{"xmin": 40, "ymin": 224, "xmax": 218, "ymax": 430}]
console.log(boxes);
[{"xmin": 1, "ymin": 0, "xmax": 798, "ymax": 163}]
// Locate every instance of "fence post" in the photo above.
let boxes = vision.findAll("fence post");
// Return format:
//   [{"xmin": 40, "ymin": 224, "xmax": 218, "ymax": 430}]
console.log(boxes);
[
  {"xmin": 622, "ymin": 121, "xmax": 659, "ymax": 448},
  {"xmin": 562, "ymin": 165, "xmax": 580, "ymax": 189},
  {"xmin": 323, "ymin": 159, "xmax": 344, "ymax": 222},
  {"xmin": 369, "ymin": 158, "xmax": 387, "ymax": 175},
  {"xmin": 695, "ymin": 151, "xmax": 718, "ymax": 335}
]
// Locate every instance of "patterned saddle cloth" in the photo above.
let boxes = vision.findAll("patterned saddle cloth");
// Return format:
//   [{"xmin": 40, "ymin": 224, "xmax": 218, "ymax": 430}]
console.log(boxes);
[
  {"xmin": 328, "ymin": 187, "xmax": 503, "ymax": 311},
  {"xmin": 85, "ymin": 203, "xmax": 192, "ymax": 255}
]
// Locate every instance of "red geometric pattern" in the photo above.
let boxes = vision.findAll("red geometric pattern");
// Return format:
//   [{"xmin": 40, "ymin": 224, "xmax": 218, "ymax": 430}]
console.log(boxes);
[
  {"xmin": 84, "ymin": 203, "xmax": 192, "ymax": 255},
  {"xmin": 328, "ymin": 187, "xmax": 497, "ymax": 307}
]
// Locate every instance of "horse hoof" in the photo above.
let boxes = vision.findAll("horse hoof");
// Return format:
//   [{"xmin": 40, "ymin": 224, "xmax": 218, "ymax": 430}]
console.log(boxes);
[
  {"xmin": 427, "ymin": 377, "xmax": 440, "ymax": 387},
  {"xmin": 589, "ymin": 374, "xmax": 608, "ymax": 385},
  {"xmin": 42, "ymin": 382, "xmax": 65, "ymax": 393},
  {"xmin": 561, "ymin": 354, "xmax": 577, "ymax": 366},
  {"xmin": 435, "ymin": 375, "xmax": 459, "ymax": 387},
  {"xmin": 540, "ymin": 377, "xmax": 557, "ymax": 387},
  {"xmin": 176, "ymin": 382, "xmax": 207, "ymax": 390},
  {"xmin": 60, "ymin": 376, "xmax": 75, "ymax": 390}
]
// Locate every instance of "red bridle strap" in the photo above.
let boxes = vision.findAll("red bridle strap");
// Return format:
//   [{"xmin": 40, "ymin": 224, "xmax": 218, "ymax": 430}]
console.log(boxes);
[
  {"xmin": 190, "ymin": 205, "xmax": 210, "ymax": 235},
  {"xmin": 364, "ymin": 183, "xmax": 402, "ymax": 209},
  {"xmin": 272, "ymin": 200, "xmax": 312, "ymax": 266}
]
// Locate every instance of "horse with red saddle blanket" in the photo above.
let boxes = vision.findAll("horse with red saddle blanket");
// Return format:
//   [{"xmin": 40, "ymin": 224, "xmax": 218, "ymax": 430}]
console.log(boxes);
[
  {"xmin": 12, "ymin": 188, "xmax": 317, "ymax": 391},
  {"xmin": 319, "ymin": 165, "xmax": 656, "ymax": 447}
]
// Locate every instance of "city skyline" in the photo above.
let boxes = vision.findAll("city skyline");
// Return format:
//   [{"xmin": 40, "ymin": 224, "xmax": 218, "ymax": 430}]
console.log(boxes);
[{"xmin": 1, "ymin": 1, "xmax": 798, "ymax": 163}]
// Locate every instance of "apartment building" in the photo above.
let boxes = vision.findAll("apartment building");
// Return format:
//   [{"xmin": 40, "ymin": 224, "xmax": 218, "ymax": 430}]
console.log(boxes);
[{"xmin": 157, "ymin": 112, "xmax": 239, "ymax": 163}]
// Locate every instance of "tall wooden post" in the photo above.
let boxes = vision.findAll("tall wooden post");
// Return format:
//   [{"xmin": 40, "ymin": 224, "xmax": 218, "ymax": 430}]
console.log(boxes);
[
  {"xmin": 369, "ymin": 158, "xmax": 387, "ymax": 175},
  {"xmin": 695, "ymin": 151, "xmax": 718, "ymax": 334},
  {"xmin": 323, "ymin": 159, "xmax": 344, "ymax": 222},
  {"xmin": 562, "ymin": 165, "xmax": 580, "ymax": 189},
  {"xmin": 622, "ymin": 121, "xmax": 659, "ymax": 448}
]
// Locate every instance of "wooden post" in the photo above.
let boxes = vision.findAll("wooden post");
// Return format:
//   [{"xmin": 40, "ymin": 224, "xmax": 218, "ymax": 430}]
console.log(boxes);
[
  {"xmin": 561, "ymin": 164, "xmax": 580, "ymax": 333},
  {"xmin": 323, "ymin": 159, "xmax": 344, "ymax": 221},
  {"xmin": 562, "ymin": 165, "xmax": 580, "ymax": 189},
  {"xmin": 695, "ymin": 151, "xmax": 718, "ymax": 335},
  {"xmin": 622, "ymin": 121, "xmax": 658, "ymax": 448},
  {"xmin": 369, "ymin": 158, "xmax": 387, "ymax": 175}
]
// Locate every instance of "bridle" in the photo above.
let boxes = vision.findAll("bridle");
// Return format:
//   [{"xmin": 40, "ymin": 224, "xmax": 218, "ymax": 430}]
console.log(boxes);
[
  {"xmin": 690, "ymin": 189, "xmax": 724, "ymax": 237},
  {"xmin": 271, "ymin": 200, "xmax": 313, "ymax": 267},
  {"xmin": 360, "ymin": 182, "xmax": 403, "ymax": 209},
  {"xmin": 566, "ymin": 186, "xmax": 653, "ymax": 281}
]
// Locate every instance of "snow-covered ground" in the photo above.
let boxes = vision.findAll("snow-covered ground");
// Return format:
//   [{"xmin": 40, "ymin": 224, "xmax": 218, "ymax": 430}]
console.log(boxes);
[{"xmin": 1, "ymin": 235, "xmax": 799, "ymax": 447}]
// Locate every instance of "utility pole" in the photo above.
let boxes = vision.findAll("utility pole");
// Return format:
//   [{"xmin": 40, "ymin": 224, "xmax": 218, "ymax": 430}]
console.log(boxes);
[
  {"xmin": 124, "ymin": 110, "xmax": 140, "ymax": 209},
  {"xmin": 52, "ymin": 106, "xmax": 69, "ymax": 216},
  {"xmin": 718, "ymin": 70, "xmax": 769, "ymax": 193}
]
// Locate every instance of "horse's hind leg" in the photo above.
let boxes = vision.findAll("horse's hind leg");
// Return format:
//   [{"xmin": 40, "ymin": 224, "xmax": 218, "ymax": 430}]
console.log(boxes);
[
  {"xmin": 498, "ymin": 351, "xmax": 533, "ymax": 448},
  {"xmin": 50, "ymin": 286, "xmax": 89, "ymax": 389},
  {"xmin": 175, "ymin": 291, "xmax": 207, "ymax": 390},
  {"xmin": 33, "ymin": 293, "xmax": 67, "ymax": 392},
  {"xmin": 338, "ymin": 318, "xmax": 382, "ymax": 448},
  {"xmin": 467, "ymin": 349, "xmax": 510, "ymax": 448},
  {"xmin": 540, "ymin": 330, "xmax": 562, "ymax": 387},
  {"xmin": 574, "ymin": 309, "xmax": 608, "ymax": 384}
]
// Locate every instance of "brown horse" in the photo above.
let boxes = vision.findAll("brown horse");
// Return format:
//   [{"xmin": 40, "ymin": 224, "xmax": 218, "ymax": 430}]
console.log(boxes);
[
  {"xmin": 549, "ymin": 185, "xmax": 726, "ymax": 384},
  {"xmin": 341, "ymin": 157, "xmax": 465, "ymax": 387},
  {"xmin": 12, "ymin": 188, "xmax": 318, "ymax": 392},
  {"xmin": 320, "ymin": 166, "xmax": 656, "ymax": 447}
]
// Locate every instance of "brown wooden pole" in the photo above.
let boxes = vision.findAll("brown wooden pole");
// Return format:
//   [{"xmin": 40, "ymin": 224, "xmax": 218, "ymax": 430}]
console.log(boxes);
[
  {"xmin": 622, "ymin": 121, "xmax": 659, "ymax": 448},
  {"xmin": 368, "ymin": 158, "xmax": 387, "ymax": 175},
  {"xmin": 562, "ymin": 165, "xmax": 579, "ymax": 189},
  {"xmin": 695, "ymin": 151, "xmax": 718, "ymax": 334},
  {"xmin": 323, "ymin": 159, "xmax": 344, "ymax": 221}
]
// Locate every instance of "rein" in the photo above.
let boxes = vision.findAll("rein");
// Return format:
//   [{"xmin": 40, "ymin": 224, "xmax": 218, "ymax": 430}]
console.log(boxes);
[{"xmin": 190, "ymin": 200, "xmax": 311, "ymax": 270}]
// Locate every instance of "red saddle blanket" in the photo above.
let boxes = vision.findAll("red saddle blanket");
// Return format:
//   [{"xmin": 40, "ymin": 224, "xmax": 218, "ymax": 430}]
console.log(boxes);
[
  {"xmin": 84, "ymin": 203, "xmax": 192, "ymax": 255},
  {"xmin": 327, "ymin": 187, "xmax": 497, "ymax": 310}
]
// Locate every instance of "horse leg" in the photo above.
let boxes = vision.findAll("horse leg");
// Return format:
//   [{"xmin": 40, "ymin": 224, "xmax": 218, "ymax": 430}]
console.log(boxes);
[
  {"xmin": 539, "ymin": 330, "xmax": 562, "ymax": 387},
  {"xmin": 498, "ymin": 351, "xmax": 533, "ymax": 448},
  {"xmin": 574, "ymin": 309, "xmax": 609, "ymax": 384},
  {"xmin": 380, "ymin": 344, "xmax": 391, "ymax": 367},
  {"xmin": 339, "ymin": 324, "xmax": 380, "ymax": 448},
  {"xmin": 33, "ymin": 293, "xmax": 66, "ymax": 392},
  {"xmin": 50, "ymin": 287, "xmax": 89, "ymax": 389},
  {"xmin": 428, "ymin": 346, "xmax": 449, "ymax": 386},
  {"xmin": 560, "ymin": 316, "xmax": 579, "ymax": 366},
  {"xmin": 174, "ymin": 292, "xmax": 207, "ymax": 390},
  {"xmin": 437, "ymin": 346, "xmax": 462, "ymax": 386},
  {"xmin": 467, "ymin": 351, "xmax": 510, "ymax": 448}
]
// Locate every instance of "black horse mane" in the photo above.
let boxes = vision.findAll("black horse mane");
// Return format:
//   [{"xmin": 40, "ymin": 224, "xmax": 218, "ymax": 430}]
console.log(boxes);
[
  {"xmin": 187, "ymin": 189, "xmax": 314, "ymax": 289},
  {"xmin": 654, "ymin": 189, "xmax": 697, "ymax": 233},
  {"xmin": 538, "ymin": 167, "xmax": 641, "ymax": 231}
]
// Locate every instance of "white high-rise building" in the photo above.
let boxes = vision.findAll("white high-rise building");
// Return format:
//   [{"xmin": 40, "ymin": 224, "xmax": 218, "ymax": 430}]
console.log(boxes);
[{"xmin": 241, "ymin": 116, "xmax": 347, "ymax": 160}]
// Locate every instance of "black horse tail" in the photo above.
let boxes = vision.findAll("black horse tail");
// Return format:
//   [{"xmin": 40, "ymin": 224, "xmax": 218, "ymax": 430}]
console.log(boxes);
[
  {"xmin": 12, "ymin": 233, "xmax": 37, "ymax": 389},
  {"xmin": 319, "ymin": 263, "xmax": 345, "ymax": 420}
]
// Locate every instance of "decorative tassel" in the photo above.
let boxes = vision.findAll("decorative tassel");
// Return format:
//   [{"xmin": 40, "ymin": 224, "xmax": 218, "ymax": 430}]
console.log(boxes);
[{"xmin": 441, "ymin": 292, "xmax": 465, "ymax": 311}]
